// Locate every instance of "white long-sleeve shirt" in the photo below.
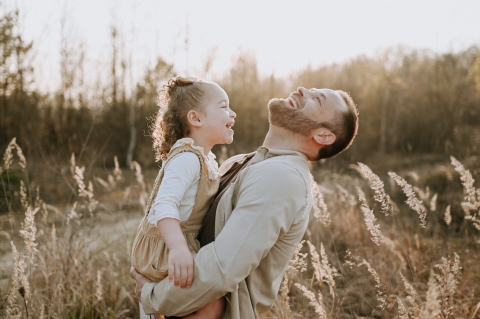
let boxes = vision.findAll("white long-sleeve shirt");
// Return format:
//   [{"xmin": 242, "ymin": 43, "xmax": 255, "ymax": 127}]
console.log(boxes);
[{"xmin": 146, "ymin": 139, "xmax": 219, "ymax": 225}]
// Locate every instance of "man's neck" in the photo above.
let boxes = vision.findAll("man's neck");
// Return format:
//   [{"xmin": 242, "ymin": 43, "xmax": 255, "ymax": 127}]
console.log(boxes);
[
  {"xmin": 262, "ymin": 125, "xmax": 317, "ymax": 161},
  {"xmin": 263, "ymin": 126, "xmax": 302, "ymax": 152}
]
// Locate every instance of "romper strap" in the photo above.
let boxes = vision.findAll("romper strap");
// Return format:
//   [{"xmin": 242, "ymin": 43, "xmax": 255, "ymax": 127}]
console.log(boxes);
[
  {"xmin": 143, "ymin": 146, "xmax": 208, "ymax": 218},
  {"xmin": 143, "ymin": 167, "xmax": 165, "ymax": 217}
]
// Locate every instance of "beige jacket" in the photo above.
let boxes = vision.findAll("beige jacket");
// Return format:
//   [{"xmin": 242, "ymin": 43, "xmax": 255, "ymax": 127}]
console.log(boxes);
[{"xmin": 141, "ymin": 147, "xmax": 312, "ymax": 318}]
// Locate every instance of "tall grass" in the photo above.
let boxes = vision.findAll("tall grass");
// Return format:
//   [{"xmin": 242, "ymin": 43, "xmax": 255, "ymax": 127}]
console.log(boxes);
[
  {"xmin": 0, "ymin": 138, "xmax": 147, "ymax": 318},
  {"xmin": 1, "ymin": 138, "xmax": 479, "ymax": 318},
  {"xmin": 277, "ymin": 160, "xmax": 480, "ymax": 318}
]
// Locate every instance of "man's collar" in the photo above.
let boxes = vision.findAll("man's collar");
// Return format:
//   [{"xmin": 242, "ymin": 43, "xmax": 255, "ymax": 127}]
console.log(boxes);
[
  {"xmin": 219, "ymin": 148, "xmax": 308, "ymax": 176},
  {"xmin": 251, "ymin": 146, "xmax": 309, "ymax": 164}
]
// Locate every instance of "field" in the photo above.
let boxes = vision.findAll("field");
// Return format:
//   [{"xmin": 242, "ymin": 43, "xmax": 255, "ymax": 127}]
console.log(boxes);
[{"xmin": 1, "ymin": 139, "xmax": 480, "ymax": 319}]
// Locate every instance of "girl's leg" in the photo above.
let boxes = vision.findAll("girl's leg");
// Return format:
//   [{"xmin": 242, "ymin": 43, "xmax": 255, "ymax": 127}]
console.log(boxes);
[{"xmin": 183, "ymin": 297, "xmax": 225, "ymax": 319}]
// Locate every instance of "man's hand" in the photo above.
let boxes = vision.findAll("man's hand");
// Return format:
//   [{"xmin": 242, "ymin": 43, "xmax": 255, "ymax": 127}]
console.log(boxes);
[
  {"xmin": 130, "ymin": 267, "xmax": 150, "ymax": 300},
  {"xmin": 168, "ymin": 245, "xmax": 194, "ymax": 288}
]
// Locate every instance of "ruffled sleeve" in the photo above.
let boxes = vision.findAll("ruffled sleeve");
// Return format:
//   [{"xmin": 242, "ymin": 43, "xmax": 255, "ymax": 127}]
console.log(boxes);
[{"xmin": 171, "ymin": 138, "xmax": 219, "ymax": 180}]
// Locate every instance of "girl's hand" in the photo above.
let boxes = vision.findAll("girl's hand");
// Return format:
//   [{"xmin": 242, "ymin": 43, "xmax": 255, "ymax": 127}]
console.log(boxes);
[
  {"xmin": 168, "ymin": 245, "xmax": 194, "ymax": 288},
  {"xmin": 156, "ymin": 218, "xmax": 194, "ymax": 288}
]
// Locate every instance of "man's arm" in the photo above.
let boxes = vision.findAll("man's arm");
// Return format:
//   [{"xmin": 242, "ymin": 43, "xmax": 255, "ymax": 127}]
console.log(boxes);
[{"xmin": 140, "ymin": 162, "xmax": 308, "ymax": 316}]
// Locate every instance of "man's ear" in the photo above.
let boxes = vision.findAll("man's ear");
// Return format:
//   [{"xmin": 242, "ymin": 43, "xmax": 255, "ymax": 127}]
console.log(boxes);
[
  {"xmin": 313, "ymin": 128, "xmax": 336, "ymax": 146},
  {"xmin": 187, "ymin": 110, "xmax": 202, "ymax": 128}
]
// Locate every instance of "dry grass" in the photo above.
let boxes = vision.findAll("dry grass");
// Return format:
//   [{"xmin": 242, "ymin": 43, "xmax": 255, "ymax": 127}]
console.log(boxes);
[
  {"xmin": 0, "ymin": 140, "xmax": 145, "ymax": 318},
  {"xmin": 287, "ymin": 158, "xmax": 480, "ymax": 319},
  {"xmin": 1, "ymin": 139, "xmax": 479, "ymax": 318}
]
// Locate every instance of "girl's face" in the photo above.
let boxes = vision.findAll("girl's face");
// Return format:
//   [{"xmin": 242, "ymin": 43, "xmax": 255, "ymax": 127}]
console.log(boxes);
[{"xmin": 199, "ymin": 83, "xmax": 236, "ymax": 146}]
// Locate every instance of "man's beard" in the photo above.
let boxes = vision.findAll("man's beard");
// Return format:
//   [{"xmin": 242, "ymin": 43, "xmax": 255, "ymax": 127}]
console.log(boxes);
[{"xmin": 268, "ymin": 98, "xmax": 323, "ymax": 136}]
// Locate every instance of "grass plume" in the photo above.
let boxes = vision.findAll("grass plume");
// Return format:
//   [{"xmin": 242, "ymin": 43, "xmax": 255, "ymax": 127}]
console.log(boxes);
[
  {"xmin": 357, "ymin": 162, "xmax": 395, "ymax": 216},
  {"xmin": 389, "ymin": 172, "xmax": 428, "ymax": 228}
]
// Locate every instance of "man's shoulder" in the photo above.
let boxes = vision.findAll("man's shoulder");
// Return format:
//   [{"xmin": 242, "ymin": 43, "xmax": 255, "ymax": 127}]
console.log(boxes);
[
  {"xmin": 240, "ymin": 155, "xmax": 312, "ymax": 225},
  {"xmin": 256, "ymin": 154, "xmax": 310, "ymax": 179},
  {"xmin": 246, "ymin": 156, "xmax": 309, "ymax": 191}
]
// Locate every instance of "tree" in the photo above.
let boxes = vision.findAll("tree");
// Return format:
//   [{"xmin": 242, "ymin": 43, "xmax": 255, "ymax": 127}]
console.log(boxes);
[{"xmin": 0, "ymin": 6, "xmax": 34, "ymax": 153}]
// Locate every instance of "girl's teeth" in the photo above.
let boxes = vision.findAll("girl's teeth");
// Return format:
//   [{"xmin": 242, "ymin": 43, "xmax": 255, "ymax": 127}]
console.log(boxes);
[
  {"xmin": 289, "ymin": 98, "xmax": 296, "ymax": 108},
  {"xmin": 289, "ymin": 98, "xmax": 298, "ymax": 108}
]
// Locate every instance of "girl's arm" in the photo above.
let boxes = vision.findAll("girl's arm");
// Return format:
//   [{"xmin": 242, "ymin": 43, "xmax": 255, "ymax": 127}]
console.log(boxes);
[
  {"xmin": 147, "ymin": 152, "xmax": 201, "ymax": 288},
  {"xmin": 147, "ymin": 152, "xmax": 200, "ymax": 225},
  {"xmin": 157, "ymin": 218, "xmax": 193, "ymax": 288}
]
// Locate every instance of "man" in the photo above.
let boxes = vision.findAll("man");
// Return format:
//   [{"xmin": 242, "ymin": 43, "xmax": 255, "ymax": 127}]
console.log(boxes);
[{"xmin": 130, "ymin": 87, "xmax": 359, "ymax": 318}]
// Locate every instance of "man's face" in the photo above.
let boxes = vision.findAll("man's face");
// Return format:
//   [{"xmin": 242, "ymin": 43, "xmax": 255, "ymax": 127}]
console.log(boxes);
[{"xmin": 268, "ymin": 87, "xmax": 346, "ymax": 135}]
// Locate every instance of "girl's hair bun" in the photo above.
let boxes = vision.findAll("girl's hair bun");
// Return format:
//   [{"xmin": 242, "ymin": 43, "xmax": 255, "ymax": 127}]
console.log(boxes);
[
  {"xmin": 165, "ymin": 76, "xmax": 197, "ymax": 98},
  {"xmin": 176, "ymin": 76, "xmax": 196, "ymax": 85}
]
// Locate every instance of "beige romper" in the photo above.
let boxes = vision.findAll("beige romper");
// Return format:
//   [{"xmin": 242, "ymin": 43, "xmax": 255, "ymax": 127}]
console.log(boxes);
[{"xmin": 131, "ymin": 145, "xmax": 220, "ymax": 282}]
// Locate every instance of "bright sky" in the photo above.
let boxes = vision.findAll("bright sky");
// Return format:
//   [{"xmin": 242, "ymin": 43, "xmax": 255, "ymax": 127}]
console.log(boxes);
[{"xmin": 9, "ymin": 0, "xmax": 480, "ymax": 92}]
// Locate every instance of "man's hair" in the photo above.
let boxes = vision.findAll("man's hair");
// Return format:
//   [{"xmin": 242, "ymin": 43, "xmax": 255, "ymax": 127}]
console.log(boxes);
[{"xmin": 317, "ymin": 90, "xmax": 359, "ymax": 159}]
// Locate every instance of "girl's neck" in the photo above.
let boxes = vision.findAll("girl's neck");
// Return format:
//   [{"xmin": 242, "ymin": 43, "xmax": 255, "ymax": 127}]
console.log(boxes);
[{"xmin": 186, "ymin": 133, "xmax": 212, "ymax": 156}]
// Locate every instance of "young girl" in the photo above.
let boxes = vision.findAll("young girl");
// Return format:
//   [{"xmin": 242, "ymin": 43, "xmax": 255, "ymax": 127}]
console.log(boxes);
[{"xmin": 131, "ymin": 77, "xmax": 236, "ymax": 319}]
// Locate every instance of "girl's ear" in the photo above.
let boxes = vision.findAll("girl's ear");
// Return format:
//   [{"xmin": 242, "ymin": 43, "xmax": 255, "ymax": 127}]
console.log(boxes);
[{"xmin": 186, "ymin": 110, "xmax": 202, "ymax": 128}]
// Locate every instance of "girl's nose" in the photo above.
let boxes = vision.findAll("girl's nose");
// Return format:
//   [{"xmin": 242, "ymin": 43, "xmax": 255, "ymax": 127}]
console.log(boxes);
[
  {"xmin": 230, "ymin": 109, "xmax": 236, "ymax": 118},
  {"xmin": 297, "ymin": 87, "xmax": 307, "ymax": 96}
]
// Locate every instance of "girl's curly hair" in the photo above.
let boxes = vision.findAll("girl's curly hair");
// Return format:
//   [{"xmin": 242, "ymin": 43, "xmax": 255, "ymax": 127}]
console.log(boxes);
[{"xmin": 151, "ymin": 76, "xmax": 209, "ymax": 161}]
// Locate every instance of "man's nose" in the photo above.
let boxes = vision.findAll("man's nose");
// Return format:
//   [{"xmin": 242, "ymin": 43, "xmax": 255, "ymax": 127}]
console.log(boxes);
[{"xmin": 297, "ymin": 87, "xmax": 308, "ymax": 96}]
